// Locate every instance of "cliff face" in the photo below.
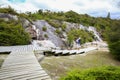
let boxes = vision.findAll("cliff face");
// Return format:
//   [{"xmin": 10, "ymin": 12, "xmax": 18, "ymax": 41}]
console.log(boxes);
[
  {"xmin": 33, "ymin": 20, "xmax": 65, "ymax": 47},
  {"xmin": 20, "ymin": 18, "xmax": 37, "ymax": 39},
  {"xmin": 32, "ymin": 20, "xmax": 103, "ymax": 48},
  {"xmin": 0, "ymin": 13, "xmax": 65, "ymax": 47}
]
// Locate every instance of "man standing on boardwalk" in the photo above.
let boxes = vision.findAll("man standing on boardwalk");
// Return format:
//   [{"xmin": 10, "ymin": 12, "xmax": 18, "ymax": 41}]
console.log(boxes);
[{"xmin": 76, "ymin": 37, "xmax": 81, "ymax": 50}]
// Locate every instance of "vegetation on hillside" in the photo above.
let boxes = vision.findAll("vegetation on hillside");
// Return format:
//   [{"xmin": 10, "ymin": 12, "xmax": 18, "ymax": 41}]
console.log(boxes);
[
  {"xmin": 67, "ymin": 29, "xmax": 94, "ymax": 47},
  {"xmin": 0, "ymin": 6, "xmax": 31, "ymax": 46},
  {"xmin": 107, "ymin": 20, "xmax": 120, "ymax": 60},
  {"xmin": 26, "ymin": 9, "xmax": 120, "ymax": 60},
  {"xmin": 0, "ymin": 6, "xmax": 18, "ymax": 15},
  {"xmin": 0, "ymin": 7, "xmax": 113, "ymax": 41},
  {"xmin": 0, "ymin": 6, "xmax": 120, "ymax": 60},
  {"xmin": 0, "ymin": 19, "xmax": 30, "ymax": 46},
  {"xmin": 24, "ymin": 10, "xmax": 112, "ymax": 40}
]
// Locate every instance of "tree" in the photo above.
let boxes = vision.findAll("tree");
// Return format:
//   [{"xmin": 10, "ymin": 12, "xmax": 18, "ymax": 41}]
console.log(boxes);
[
  {"xmin": 64, "ymin": 10, "xmax": 80, "ymax": 23},
  {"xmin": 67, "ymin": 33, "xmax": 74, "ymax": 48},
  {"xmin": 38, "ymin": 9, "xmax": 43, "ymax": 14},
  {"xmin": 106, "ymin": 20, "xmax": 120, "ymax": 60},
  {"xmin": 107, "ymin": 12, "xmax": 111, "ymax": 19}
]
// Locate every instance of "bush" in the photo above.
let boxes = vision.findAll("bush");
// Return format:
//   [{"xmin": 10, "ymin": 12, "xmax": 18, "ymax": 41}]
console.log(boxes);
[
  {"xmin": 67, "ymin": 33, "xmax": 74, "ymax": 48},
  {"xmin": 109, "ymin": 40, "xmax": 120, "ymax": 60},
  {"xmin": 55, "ymin": 29, "xmax": 61, "ymax": 34},
  {"xmin": 44, "ymin": 34, "xmax": 48, "ymax": 38},
  {"xmin": 67, "ymin": 29, "xmax": 94, "ymax": 46},
  {"xmin": 0, "ymin": 20, "xmax": 30, "ymax": 46},
  {"xmin": 47, "ymin": 20, "xmax": 60, "ymax": 28},
  {"xmin": 0, "ymin": 6, "xmax": 18, "ymax": 15},
  {"xmin": 107, "ymin": 20, "xmax": 120, "ymax": 61},
  {"xmin": 61, "ymin": 66, "xmax": 120, "ymax": 80},
  {"xmin": 42, "ymin": 26, "xmax": 47, "ymax": 31},
  {"xmin": 61, "ymin": 23, "xmax": 66, "ymax": 31}
]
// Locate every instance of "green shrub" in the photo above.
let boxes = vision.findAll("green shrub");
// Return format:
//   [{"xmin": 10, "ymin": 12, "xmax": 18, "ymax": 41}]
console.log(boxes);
[
  {"xmin": 0, "ymin": 20, "xmax": 30, "ymax": 46},
  {"xmin": 67, "ymin": 29, "xmax": 94, "ymax": 46},
  {"xmin": 61, "ymin": 23, "xmax": 66, "ymax": 31},
  {"xmin": 55, "ymin": 29, "xmax": 61, "ymax": 34},
  {"xmin": 47, "ymin": 20, "xmax": 60, "ymax": 28},
  {"xmin": 44, "ymin": 34, "xmax": 48, "ymax": 38},
  {"xmin": 61, "ymin": 66, "xmax": 120, "ymax": 80},
  {"xmin": 109, "ymin": 40, "xmax": 120, "ymax": 60},
  {"xmin": 42, "ymin": 26, "xmax": 47, "ymax": 31},
  {"xmin": 0, "ymin": 6, "xmax": 18, "ymax": 15},
  {"xmin": 107, "ymin": 20, "xmax": 120, "ymax": 61},
  {"xmin": 67, "ymin": 33, "xmax": 74, "ymax": 48}
]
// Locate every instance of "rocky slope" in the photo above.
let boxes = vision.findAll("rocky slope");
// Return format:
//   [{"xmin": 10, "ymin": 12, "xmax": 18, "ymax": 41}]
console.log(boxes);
[
  {"xmin": 33, "ymin": 20, "xmax": 65, "ymax": 47},
  {"xmin": 0, "ymin": 13, "xmax": 103, "ymax": 48}
]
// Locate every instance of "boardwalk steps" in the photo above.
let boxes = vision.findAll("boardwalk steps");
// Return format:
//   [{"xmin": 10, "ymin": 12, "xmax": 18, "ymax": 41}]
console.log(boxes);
[{"xmin": 50, "ymin": 47, "xmax": 97, "ymax": 56}]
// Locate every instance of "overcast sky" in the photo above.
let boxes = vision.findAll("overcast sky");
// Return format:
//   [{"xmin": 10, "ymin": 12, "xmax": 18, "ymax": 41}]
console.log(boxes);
[{"xmin": 0, "ymin": 0, "xmax": 120, "ymax": 19}]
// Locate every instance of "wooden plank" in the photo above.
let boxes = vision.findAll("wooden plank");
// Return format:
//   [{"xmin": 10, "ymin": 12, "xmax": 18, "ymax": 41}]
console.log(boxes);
[
  {"xmin": 0, "ymin": 45, "xmax": 51, "ymax": 80},
  {"xmin": 0, "ymin": 69, "xmax": 45, "ymax": 79},
  {"xmin": 7, "ymin": 71, "xmax": 49, "ymax": 80}
]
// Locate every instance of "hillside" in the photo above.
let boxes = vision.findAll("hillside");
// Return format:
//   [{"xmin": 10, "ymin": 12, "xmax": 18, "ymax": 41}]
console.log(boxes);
[
  {"xmin": 0, "ymin": 7, "xmax": 120, "ymax": 59},
  {"xmin": 0, "ymin": 5, "xmax": 120, "ymax": 80},
  {"xmin": 0, "ymin": 7, "xmax": 101, "ymax": 46}
]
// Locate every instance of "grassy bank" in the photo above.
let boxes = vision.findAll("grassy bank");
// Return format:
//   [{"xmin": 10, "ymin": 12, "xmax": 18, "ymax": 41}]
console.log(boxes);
[
  {"xmin": 40, "ymin": 50, "xmax": 120, "ymax": 80},
  {"xmin": 0, "ymin": 53, "xmax": 9, "ymax": 68}
]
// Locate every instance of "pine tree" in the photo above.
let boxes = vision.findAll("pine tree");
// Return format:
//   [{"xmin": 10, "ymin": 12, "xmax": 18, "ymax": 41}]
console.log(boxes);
[{"xmin": 107, "ymin": 12, "xmax": 111, "ymax": 19}]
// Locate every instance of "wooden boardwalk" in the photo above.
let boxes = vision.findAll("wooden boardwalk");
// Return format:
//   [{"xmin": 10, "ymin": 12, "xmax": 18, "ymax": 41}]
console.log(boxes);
[
  {"xmin": 52, "ymin": 47, "xmax": 97, "ymax": 55},
  {"xmin": 0, "ymin": 45, "xmax": 51, "ymax": 80}
]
